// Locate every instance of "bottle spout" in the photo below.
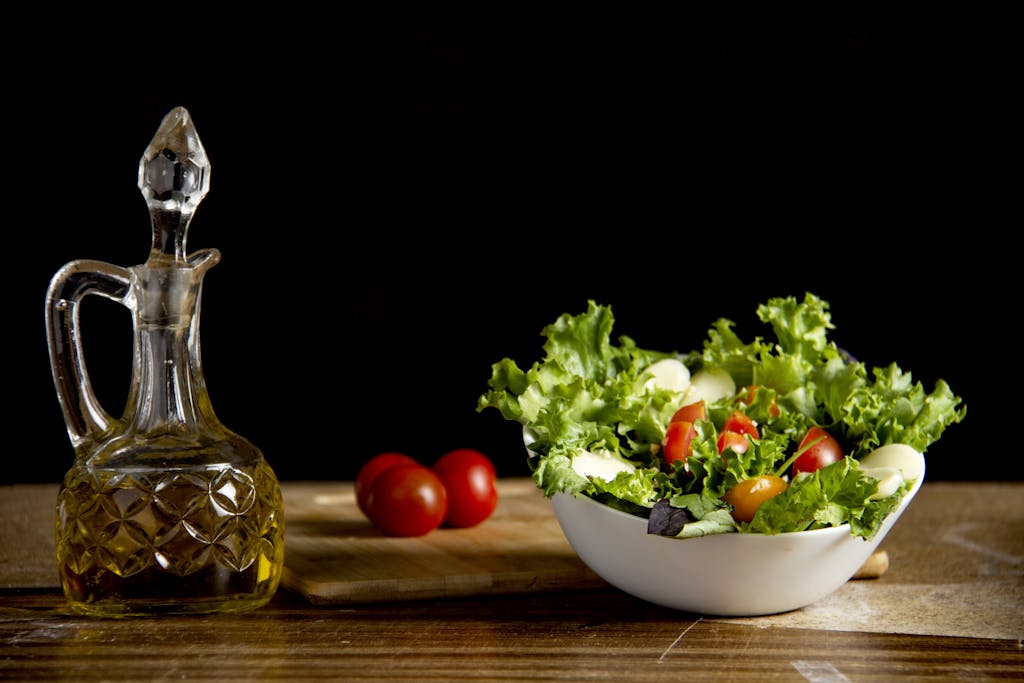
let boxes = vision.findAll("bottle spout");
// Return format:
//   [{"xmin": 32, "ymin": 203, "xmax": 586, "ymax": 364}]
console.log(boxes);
[{"xmin": 138, "ymin": 107, "xmax": 210, "ymax": 264}]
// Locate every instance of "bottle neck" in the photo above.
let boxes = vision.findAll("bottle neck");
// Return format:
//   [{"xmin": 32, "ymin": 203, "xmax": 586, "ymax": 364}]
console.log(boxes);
[
  {"xmin": 122, "ymin": 264, "xmax": 220, "ymax": 438},
  {"xmin": 127, "ymin": 325, "xmax": 208, "ymax": 435}
]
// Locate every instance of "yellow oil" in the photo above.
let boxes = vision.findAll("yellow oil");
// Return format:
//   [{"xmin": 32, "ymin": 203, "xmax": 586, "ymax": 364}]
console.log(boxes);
[{"xmin": 55, "ymin": 459, "xmax": 285, "ymax": 617}]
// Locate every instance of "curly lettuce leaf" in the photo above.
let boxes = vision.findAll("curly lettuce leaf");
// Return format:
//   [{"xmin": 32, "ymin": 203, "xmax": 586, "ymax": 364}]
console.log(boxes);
[
  {"xmin": 478, "ymin": 301, "xmax": 681, "ymax": 499},
  {"xmin": 757, "ymin": 291, "xmax": 834, "ymax": 358},
  {"xmin": 839, "ymin": 364, "xmax": 968, "ymax": 455}
]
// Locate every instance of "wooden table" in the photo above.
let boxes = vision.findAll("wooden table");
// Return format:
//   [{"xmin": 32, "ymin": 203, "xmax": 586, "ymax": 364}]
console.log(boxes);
[{"xmin": 2, "ymin": 480, "xmax": 1021, "ymax": 681}]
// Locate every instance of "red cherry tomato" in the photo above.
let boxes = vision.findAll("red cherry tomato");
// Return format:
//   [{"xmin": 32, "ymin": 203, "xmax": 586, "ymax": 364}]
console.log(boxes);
[
  {"xmin": 355, "ymin": 452, "xmax": 418, "ymax": 515},
  {"xmin": 792, "ymin": 426, "xmax": 843, "ymax": 475},
  {"xmin": 663, "ymin": 420, "xmax": 697, "ymax": 466},
  {"xmin": 364, "ymin": 463, "xmax": 448, "ymax": 537},
  {"xmin": 723, "ymin": 475, "xmax": 788, "ymax": 523},
  {"xmin": 670, "ymin": 400, "xmax": 707, "ymax": 424},
  {"xmin": 717, "ymin": 430, "xmax": 750, "ymax": 456},
  {"xmin": 722, "ymin": 410, "xmax": 759, "ymax": 440},
  {"xmin": 433, "ymin": 448, "xmax": 499, "ymax": 528}
]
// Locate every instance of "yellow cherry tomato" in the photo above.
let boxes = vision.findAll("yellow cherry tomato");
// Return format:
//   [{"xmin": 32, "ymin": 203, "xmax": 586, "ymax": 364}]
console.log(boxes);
[{"xmin": 723, "ymin": 475, "xmax": 788, "ymax": 523}]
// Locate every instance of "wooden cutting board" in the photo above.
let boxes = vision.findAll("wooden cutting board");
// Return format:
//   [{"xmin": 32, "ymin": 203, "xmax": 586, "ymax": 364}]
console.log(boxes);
[{"xmin": 280, "ymin": 478, "xmax": 608, "ymax": 605}]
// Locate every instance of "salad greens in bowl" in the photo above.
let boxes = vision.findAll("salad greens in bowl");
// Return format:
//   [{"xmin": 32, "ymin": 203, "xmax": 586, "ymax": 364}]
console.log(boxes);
[{"xmin": 477, "ymin": 293, "xmax": 965, "ymax": 615}]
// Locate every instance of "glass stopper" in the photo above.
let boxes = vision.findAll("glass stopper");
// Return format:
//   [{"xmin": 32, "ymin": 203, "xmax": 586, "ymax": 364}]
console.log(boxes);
[{"xmin": 138, "ymin": 107, "xmax": 210, "ymax": 262}]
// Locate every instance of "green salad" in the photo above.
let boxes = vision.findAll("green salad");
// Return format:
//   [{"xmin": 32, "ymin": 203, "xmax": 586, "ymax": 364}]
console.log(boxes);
[{"xmin": 477, "ymin": 293, "xmax": 966, "ymax": 540}]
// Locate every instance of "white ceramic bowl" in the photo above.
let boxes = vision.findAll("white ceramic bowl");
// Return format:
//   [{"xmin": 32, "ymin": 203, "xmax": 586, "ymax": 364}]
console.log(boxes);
[{"xmin": 546, "ymin": 454, "xmax": 925, "ymax": 616}]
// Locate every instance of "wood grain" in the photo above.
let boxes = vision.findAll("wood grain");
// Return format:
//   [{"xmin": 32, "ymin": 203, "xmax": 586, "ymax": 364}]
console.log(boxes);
[{"xmin": 0, "ymin": 590, "xmax": 1020, "ymax": 681}]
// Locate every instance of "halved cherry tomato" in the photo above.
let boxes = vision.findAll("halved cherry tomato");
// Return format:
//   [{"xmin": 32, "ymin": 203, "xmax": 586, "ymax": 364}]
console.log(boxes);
[
  {"xmin": 663, "ymin": 420, "xmax": 697, "ymax": 466},
  {"xmin": 355, "ymin": 452, "xmax": 418, "ymax": 515},
  {"xmin": 670, "ymin": 400, "xmax": 706, "ymax": 424},
  {"xmin": 722, "ymin": 411, "xmax": 759, "ymax": 440},
  {"xmin": 364, "ymin": 463, "xmax": 448, "ymax": 537},
  {"xmin": 717, "ymin": 430, "xmax": 750, "ymax": 456},
  {"xmin": 739, "ymin": 384, "xmax": 781, "ymax": 417},
  {"xmin": 723, "ymin": 475, "xmax": 788, "ymax": 523},
  {"xmin": 433, "ymin": 448, "xmax": 499, "ymax": 528},
  {"xmin": 792, "ymin": 426, "xmax": 843, "ymax": 476}
]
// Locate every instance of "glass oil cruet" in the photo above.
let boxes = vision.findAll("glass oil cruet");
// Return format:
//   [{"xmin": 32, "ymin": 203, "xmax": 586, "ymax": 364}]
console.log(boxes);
[{"xmin": 45, "ymin": 107, "xmax": 285, "ymax": 616}]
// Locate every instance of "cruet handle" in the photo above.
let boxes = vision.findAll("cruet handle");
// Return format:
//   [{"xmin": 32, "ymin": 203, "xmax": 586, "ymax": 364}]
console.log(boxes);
[{"xmin": 45, "ymin": 259, "xmax": 132, "ymax": 449}]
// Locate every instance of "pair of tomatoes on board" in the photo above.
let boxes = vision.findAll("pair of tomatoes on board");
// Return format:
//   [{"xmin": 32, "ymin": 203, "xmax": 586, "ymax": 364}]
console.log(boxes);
[{"xmin": 355, "ymin": 449, "xmax": 499, "ymax": 537}]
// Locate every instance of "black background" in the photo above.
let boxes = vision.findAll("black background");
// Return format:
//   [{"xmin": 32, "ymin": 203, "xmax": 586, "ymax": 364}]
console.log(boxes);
[{"xmin": 4, "ymin": 11, "xmax": 1011, "ymax": 484}]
